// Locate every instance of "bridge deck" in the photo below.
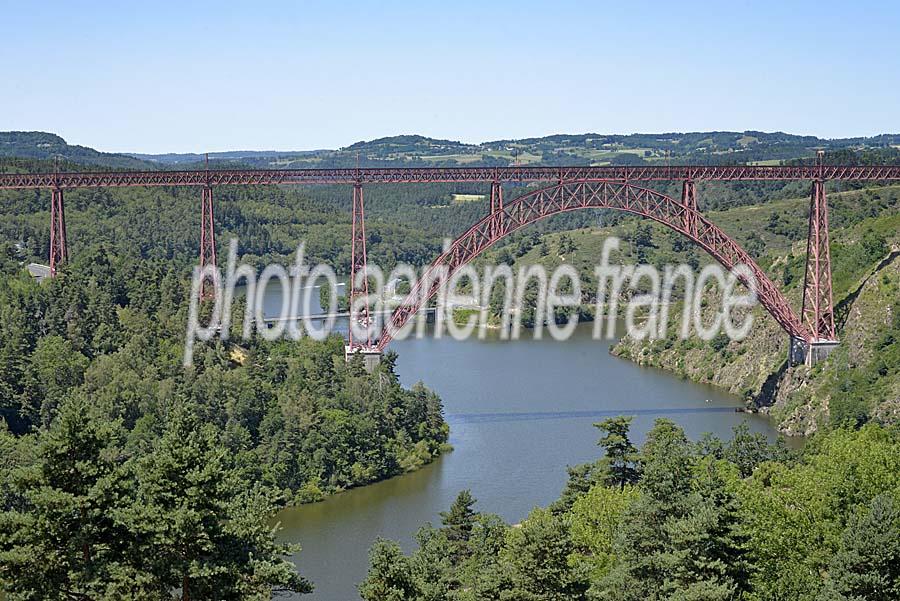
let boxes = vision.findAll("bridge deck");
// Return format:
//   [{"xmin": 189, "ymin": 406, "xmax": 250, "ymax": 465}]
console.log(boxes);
[{"xmin": 3, "ymin": 165, "xmax": 900, "ymax": 189}]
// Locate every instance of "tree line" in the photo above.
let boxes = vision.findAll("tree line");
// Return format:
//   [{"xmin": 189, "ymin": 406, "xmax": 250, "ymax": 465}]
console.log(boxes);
[
  {"xmin": 0, "ymin": 244, "xmax": 450, "ymax": 599},
  {"xmin": 362, "ymin": 417, "xmax": 900, "ymax": 600}
]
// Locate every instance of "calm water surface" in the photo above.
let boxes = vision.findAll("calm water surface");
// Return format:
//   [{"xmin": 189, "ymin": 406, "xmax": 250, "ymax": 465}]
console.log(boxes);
[{"xmin": 271, "ymin": 308, "xmax": 779, "ymax": 601}]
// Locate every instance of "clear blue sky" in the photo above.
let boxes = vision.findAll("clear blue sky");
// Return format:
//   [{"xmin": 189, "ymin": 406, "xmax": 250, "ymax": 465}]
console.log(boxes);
[{"xmin": 2, "ymin": 0, "xmax": 898, "ymax": 153}]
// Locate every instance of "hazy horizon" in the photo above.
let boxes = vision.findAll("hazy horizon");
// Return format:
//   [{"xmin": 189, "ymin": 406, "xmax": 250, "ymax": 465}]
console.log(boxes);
[{"xmin": 7, "ymin": 128, "xmax": 900, "ymax": 158}]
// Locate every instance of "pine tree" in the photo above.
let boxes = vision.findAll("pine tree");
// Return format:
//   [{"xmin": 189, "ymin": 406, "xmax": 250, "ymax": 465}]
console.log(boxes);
[
  {"xmin": 22, "ymin": 335, "xmax": 89, "ymax": 427},
  {"xmin": 639, "ymin": 418, "xmax": 694, "ymax": 502},
  {"xmin": 594, "ymin": 417, "xmax": 639, "ymax": 489},
  {"xmin": 600, "ymin": 423, "xmax": 756, "ymax": 601},
  {"xmin": 359, "ymin": 539, "xmax": 420, "ymax": 601},
  {"xmin": 440, "ymin": 490, "xmax": 478, "ymax": 545},
  {"xmin": 724, "ymin": 421, "xmax": 772, "ymax": 478},
  {"xmin": 411, "ymin": 524, "xmax": 457, "ymax": 600},
  {"xmin": 500, "ymin": 507, "xmax": 589, "ymax": 600},
  {"xmin": 119, "ymin": 405, "xmax": 311, "ymax": 600},
  {"xmin": 0, "ymin": 396, "xmax": 141, "ymax": 600},
  {"xmin": 819, "ymin": 493, "xmax": 900, "ymax": 601},
  {"xmin": 551, "ymin": 461, "xmax": 602, "ymax": 513},
  {"xmin": 664, "ymin": 459, "xmax": 754, "ymax": 599}
]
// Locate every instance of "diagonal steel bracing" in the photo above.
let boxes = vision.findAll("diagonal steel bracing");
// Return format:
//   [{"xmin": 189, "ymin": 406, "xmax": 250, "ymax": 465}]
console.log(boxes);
[{"xmin": 376, "ymin": 180, "xmax": 815, "ymax": 351}]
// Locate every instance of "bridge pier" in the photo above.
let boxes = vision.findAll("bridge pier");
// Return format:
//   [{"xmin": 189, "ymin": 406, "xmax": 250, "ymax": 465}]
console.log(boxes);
[
  {"xmin": 800, "ymin": 177, "xmax": 836, "ymax": 341},
  {"xmin": 49, "ymin": 186, "xmax": 68, "ymax": 276},
  {"xmin": 490, "ymin": 180, "xmax": 504, "ymax": 238},
  {"xmin": 790, "ymin": 337, "xmax": 839, "ymax": 366},
  {"xmin": 199, "ymin": 185, "xmax": 217, "ymax": 298},
  {"xmin": 681, "ymin": 179, "xmax": 698, "ymax": 236},
  {"xmin": 344, "ymin": 345, "xmax": 382, "ymax": 372},
  {"xmin": 349, "ymin": 182, "xmax": 372, "ymax": 348}
]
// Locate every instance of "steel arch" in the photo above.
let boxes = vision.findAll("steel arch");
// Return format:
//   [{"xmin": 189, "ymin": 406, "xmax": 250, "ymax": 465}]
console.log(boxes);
[{"xmin": 375, "ymin": 180, "xmax": 809, "ymax": 351}]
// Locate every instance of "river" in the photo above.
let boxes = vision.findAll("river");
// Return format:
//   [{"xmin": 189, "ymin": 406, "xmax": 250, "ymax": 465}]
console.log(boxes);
[{"xmin": 266, "ymin": 291, "xmax": 781, "ymax": 600}]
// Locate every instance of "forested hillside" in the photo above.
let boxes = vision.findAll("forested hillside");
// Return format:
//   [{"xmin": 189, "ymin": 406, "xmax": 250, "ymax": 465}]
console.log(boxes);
[
  {"xmin": 0, "ymin": 243, "xmax": 449, "ymax": 598},
  {"xmin": 609, "ymin": 184, "xmax": 900, "ymax": 435},
  {"xmin": 362, "ymin": 418, "xmax": 900, "ymax": 600},
  {"xmin": 0, "ymin": 244, "xmax": 449, "ymax": 496},
  {"xmin": 136, "ymin": 131, "xmax": 900, "ymax": 168},
  {"xmin": 4, "ymin": 130, "xmax": 900, "ymax": 169},
  {"xmin": 2, "ymin": 136, "xmax": 900, "ymax": 598},
  {"xmin": 0, "ymin": 132, "xmax": 151, "ymax": 169}
]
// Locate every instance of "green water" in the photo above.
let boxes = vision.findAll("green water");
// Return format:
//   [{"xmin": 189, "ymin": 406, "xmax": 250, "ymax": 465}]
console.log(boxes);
[{"xmin": 275, "ymin": 322, "xmax": 780, "ymax": 600}]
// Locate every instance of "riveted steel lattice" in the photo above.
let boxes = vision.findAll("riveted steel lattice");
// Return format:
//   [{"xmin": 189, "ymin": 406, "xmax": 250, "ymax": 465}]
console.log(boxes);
[
  {"xmin": 49, "ymin": 188, "xmax": 68, "ymax": 276},
  {"xmin": 199, "ymin": 185, "xmax": 217, "ymax": 298},
  {"xmin": 800, "ymin": 180, "xmax": 836, "ymax": 341},
  {"xmin": 376, "ymin": 180, "xmax": 813, "ymax": 351},
  {"xmin": 348, "ymin": 183, "xmax": 373, "ymax": 350},
  {"xmin": 4, "ymin": 165, "xmax": 900, "ymax": 190}
]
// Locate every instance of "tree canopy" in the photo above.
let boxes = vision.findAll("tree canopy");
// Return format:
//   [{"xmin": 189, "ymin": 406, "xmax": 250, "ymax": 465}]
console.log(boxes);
[{"xmin": 362, "ymin": 419, "xmax": 900, "ymax": 601}]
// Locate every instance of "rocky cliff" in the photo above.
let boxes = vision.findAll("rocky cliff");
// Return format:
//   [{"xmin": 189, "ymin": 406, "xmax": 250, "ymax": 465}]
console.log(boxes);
[{"xmin": 613, "ymin": 245, "xmax": 899, "ymax": 436}]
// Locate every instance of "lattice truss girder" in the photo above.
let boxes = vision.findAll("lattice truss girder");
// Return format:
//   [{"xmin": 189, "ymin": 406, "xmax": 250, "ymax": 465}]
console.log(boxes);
[{"xmin": 4, "ymin": 165, "xmax": 900, "ymax": 190}]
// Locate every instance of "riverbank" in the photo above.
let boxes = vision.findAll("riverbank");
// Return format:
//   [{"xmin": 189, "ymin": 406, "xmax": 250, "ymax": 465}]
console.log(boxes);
[
  {"xmin": 612, "ymin": 244, "xmax": 900, "ymax": 436},
  {"xmin": 480, "ymin": 186, "xmax": 900, "ymax": 437},
  {"xmin": 275, "ymin": 321, "xmax": 781, "ymax": 601}
]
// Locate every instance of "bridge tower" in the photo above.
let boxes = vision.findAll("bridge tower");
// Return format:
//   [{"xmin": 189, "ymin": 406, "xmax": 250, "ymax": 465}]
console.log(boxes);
[
  {"xmin": 681, "ymin": 179, "xmax": 698, "ymax": 236},
  {"xmin": 793, "ymin": 153, "xmax": 838, "ymax": 365},
  {"xmin": 199, "ymin": 185, "xmax": 217, "ymax": 298},
  {"xmin": 346, "ymin": 181, "xmax": 381, "ymax": 369},
  {"xmin": 198, "ymin": 154, "xmax": 218, "ymax": 299},
  {"xmin": 49, "ymin": 186, "xmax": 68, "ymax": 276},
  {"xmin": 489, "ymin": 180, "xmax": 506, "ymax": 239}
]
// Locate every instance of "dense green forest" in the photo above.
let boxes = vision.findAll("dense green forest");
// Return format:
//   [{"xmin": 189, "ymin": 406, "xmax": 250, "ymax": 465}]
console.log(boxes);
[
  {"xmin": 0, "ymin": 243, "xmax": 449, "ymax": 598},
  {"xmin": 2, "ymin": 136, "xmax": 900, "ymax": 599},
  {"xmin": 0, "ymin": 132, "xmax": 150, "ymax": 169},
  {"xmin": 362, "ymin": 418, "xmax": 900, "ymax": 601}
]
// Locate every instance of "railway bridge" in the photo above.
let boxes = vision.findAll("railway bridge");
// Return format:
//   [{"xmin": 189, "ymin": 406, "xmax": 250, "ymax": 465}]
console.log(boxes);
[{"xmin": 5, "ymin": 162, "xmax": 900, "ymax": 365}]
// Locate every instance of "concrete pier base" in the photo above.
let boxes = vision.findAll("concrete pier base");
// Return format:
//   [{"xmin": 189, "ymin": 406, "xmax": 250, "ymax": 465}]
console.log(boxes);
[
  {"xmin": 790, "ymin": 337, "xmax": 839, "ymax": 366},
  {"xmin": 344, "ymin": 345, "xmax": 382, "ymax": 372}
]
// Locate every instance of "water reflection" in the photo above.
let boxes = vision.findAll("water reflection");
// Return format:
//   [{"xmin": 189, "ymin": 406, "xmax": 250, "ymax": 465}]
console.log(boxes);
[{"xmin": 273, "ymin": 316, "xmax": 779, "ymax": 601}]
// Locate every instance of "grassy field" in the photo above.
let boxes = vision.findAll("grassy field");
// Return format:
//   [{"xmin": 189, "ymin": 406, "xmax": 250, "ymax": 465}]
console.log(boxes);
[
  {"xmin": 480, "ymin": 149, "xmax": 544, "ymax": 164},
  {"xmin": 419, "ymin": 153, "xmax": 484, "ymax": 164},
  {"xmin": 451, "ymin": 193, "xmax": 486, "ymax": 204}
]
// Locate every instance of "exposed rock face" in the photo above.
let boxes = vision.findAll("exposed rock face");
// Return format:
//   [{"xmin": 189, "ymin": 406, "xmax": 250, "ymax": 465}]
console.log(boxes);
[
  {"xmin": 611, "ymin": 288, "xmax": 791, "ymax": 400},
  {"xmin": 612, "ymin": 252, "xmax": 900, "ymax": 436},
  {"xmin": 873, "ymin": 398, "xmax": 900, "ymax": 424}
]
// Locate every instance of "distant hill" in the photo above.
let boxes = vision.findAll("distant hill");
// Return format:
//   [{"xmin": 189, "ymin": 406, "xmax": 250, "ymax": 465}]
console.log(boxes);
[
  {"xmin": 2, "ymin": 130, "xmax": 900, "ymax": 170},
  {"xmin": 345, "ymin": 134, "xmax": 477, "ymax": 154},
  {"xmin": 128, "ymin": 149, "xmax": 324, "ymax": 166},
  {"xmin": 0, "ymin": 132, "xmax": 154, "ymax": 169},
  {"xmin": 129, "ymin": 131, "xmax": 900, "ymax": 169}
]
